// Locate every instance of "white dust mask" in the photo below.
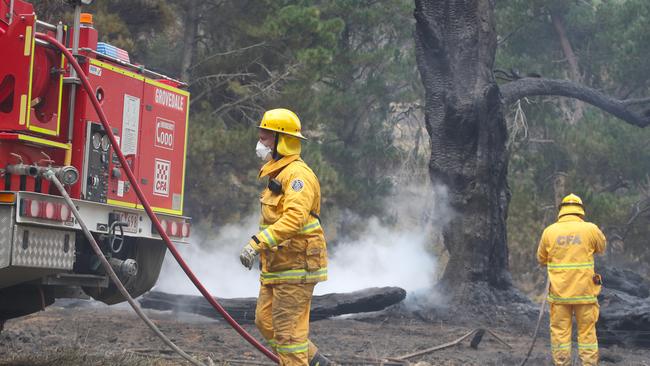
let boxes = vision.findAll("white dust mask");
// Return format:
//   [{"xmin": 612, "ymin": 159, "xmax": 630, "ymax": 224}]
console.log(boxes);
[{"xmin": 255, "ymin": 140, "xmax": 272, "ymax": 161}]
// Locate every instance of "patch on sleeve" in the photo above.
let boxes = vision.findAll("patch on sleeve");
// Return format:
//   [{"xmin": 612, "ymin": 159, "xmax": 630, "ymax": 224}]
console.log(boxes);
[{"xmin": 290, "ymin": 179, "xmax": 305, "ymax": 192}]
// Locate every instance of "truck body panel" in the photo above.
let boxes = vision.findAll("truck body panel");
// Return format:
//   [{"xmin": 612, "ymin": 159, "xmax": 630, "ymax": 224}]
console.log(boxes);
[{"xmin": 0, "ymin": 0, "xmax": 193, "ymax": 320}]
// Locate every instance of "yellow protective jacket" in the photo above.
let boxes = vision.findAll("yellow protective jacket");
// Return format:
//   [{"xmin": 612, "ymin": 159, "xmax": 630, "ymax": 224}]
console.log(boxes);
[
  {"xmin": 250, "ymin": 155, "xmax": 328, "ymax": 285},
  {"xmin": 537, "ymin": 215, "xmax": 607, "ymax": 304}
]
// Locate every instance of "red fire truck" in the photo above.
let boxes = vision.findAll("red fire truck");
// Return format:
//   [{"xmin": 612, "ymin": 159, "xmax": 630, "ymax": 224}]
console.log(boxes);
[{"xmin": 0, "ymin": 0, "xmax": 191, "ymax": 325}]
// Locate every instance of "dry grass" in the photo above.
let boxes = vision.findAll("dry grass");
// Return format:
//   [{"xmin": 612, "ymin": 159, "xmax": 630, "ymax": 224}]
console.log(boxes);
[
  {"xmin": 0, "ymin": 347, "xmax": 249, "ymax": 366},
  {"xmin": 0, "ymin": 347, "xmax": 186, "ymax": 366}
]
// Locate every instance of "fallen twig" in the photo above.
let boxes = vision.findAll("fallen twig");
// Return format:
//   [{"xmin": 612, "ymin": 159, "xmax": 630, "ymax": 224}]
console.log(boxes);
[
  {"xmin": 331, "ymin": 355, "xmax": 407, "ymax": 365},
  {"xmin": 204, "ymin": 358, "xmax": 275, "ymax": 366},
  {"xmin": 393, "ymin": 329, "xmax": 477, "ymax": 360},
  {"xmin": 486, "ymin": 329, "xmax": 513, "ymax": 349},
  {"xmin": 391, "ymin": 327, "xmax": 512, "ymax": 362}
]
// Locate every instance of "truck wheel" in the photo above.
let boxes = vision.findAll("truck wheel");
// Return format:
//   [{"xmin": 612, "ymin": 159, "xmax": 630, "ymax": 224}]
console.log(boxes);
[{"xmin": 84, "ymin": 238, "xmax": 166, "ymax": 305}]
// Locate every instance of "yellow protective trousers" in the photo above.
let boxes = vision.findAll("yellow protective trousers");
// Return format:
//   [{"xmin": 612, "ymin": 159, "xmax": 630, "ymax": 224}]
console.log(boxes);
[
  {"xmin": 549, "ymin": 302, "xmax": 599, "ymax": 366},
  {"xmin": 255, "ymin": 283, "xmax": 319, "ymax": 366}
]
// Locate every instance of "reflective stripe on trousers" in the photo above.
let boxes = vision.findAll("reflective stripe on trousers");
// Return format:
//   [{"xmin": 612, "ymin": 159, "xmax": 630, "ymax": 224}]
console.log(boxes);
[
  {"xmin": 551, "ymin": 342, "xmax": 571, "ymax": 351},
  {"xmin": 578, "ymin": 342, "xmax": 599, "ymax": 350},
  {"xmin": 267, "ymin": 338, "xmax": 277, "ymax": 350},
  {"xmin": 276, "ymin": 341, "xmax": 309, "ymax": 354}
]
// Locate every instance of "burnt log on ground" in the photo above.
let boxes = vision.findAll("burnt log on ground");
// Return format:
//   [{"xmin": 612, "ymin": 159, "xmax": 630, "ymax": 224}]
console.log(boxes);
[
  {"xmin": 139, "ymin": 287, "xmax": 407, "ymax": 323},
  {"xmin": 597, "ymin": 266, "xmax": 650, "ymax": 347},
  {"xmin": 599, "ymin": 266, "xmax": 650, "ymax": 298},
  {"xmin": 598, "ymin": 288, "xmax": 650, "ymax": 347}
]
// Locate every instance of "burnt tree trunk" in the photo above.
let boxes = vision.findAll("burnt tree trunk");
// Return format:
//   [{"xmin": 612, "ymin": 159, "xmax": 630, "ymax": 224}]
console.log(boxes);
[
  {"xmin": 414, "ymin": 0, "xmax": 512, "ymax": 300},
  {"xmin": 414, "ymin": 0, "xmax": 649, "ymax": 305}
]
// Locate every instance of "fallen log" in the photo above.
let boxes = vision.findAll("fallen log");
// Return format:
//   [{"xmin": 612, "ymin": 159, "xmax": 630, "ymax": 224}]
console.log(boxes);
[
  {"xmin": 599, "ymin": 266, "xmax": 650, "ymax": 298},
  {"xmin": 595, "ymin": 265, "xmax": 650, "ymax": 347},
  {"xmin": 598, "ymin": 287, "xmax": 650, "ymax": 347},
  {"xmin": 139, "ymin": 287, "xmax": 406, "ymax": 323}
]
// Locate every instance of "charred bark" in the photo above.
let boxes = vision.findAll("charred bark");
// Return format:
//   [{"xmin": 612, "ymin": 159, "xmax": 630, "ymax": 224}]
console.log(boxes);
[
  {"xmin": 414, "ymin": 0, "xmax": 512, "ymax": 299},
  {"xmin": 139, "ymin": 287, "xmax": 406, "ymax": 323}
]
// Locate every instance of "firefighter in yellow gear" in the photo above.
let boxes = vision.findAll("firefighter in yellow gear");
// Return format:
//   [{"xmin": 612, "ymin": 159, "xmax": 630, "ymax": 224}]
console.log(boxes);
[
  {"xmin": 239, "ymin": 108, "xmax": 332, "ymax": 366},
  {"xmin": 537, "ymin": 193, "xmax": 607, "ymax": 366}
]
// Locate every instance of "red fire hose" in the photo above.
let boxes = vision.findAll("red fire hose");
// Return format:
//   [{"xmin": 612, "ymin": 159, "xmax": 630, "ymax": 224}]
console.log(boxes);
[{"xmin": 35, "ymin": 32, "xmax": 279, "ymax": 364}]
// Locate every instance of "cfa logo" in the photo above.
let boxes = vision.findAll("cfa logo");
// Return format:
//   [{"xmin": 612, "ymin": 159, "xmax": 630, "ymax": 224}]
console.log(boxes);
[
  {"xmin": 556, "ymin": 234, "xmax": 582, "ymax": 246},
  {"xmin": 153, "ymin": 159, "xmax": 171, "ymax": 197}
]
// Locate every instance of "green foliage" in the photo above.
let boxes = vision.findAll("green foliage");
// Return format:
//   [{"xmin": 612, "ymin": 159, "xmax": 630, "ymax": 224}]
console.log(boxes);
[
  {"xmin": 183, "ymin": 111, "xmax": 262, "ymax": 224},
  {"xmin": 108, "ymin": 0, "xmax": 416, "ymax": 225},
  {"xmin": 498, "ymin": 0, "xmax": 650, "ymax": 291},
  {"xmin": 32, "ymin": 0, "xmax": 419, "ymax": 228},
  {"xmin": 31, "ymin": 0, "xmax": 175, "ymax": 52},
  {"xmin": 163, "ymin": 0, "xmax": 416, "ymax": 223},
  {"xmin": 31, "ymin": 1, "xmax": 648, "ymax": 284},
  {"xmin": 273, "ymin": 0, "xmax": 419, "ymax": 215}
]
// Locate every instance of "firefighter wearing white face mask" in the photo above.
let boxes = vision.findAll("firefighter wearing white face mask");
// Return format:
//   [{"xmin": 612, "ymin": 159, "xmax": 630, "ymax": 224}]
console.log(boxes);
[
  {"xmin": 239, "ymin": 108, "xmax": 332, "ymax": 366},
  {"xmin": 256, "ymin": 140, "xmax": 273, "ymax": 161}
]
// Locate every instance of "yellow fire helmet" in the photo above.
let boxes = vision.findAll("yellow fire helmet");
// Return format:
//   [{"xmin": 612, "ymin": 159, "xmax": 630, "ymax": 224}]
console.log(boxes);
[
  {"xmin": 258, "ymin": 108, "xmax": 306, "ymax": 156},
  {"xmin": 558, "ymin": 193, "xmax": 585, "ymax": 218}
]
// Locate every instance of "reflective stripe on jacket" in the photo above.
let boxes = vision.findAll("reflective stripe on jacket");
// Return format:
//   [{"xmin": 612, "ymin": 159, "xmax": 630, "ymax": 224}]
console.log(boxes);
[
  {"xmin": 253, "ymin": 155, "xmax": 328, "ymax": 285},
  {"xmin": 537, "ymin": 215, "xmax": 606, "ymax": 304}
]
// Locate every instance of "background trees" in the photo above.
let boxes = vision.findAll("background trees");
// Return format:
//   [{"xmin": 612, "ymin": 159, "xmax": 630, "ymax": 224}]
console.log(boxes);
[
  {"xmin": 496, "ymin": 0, "xmax": 650, "ymax": 292},
  {"xmin": 34, "ymin": 0, "xmax": 650, "ymax": 295},
  {"xmin": 135, "ymin": 0, "xmax": 421, "ymax": 225}
]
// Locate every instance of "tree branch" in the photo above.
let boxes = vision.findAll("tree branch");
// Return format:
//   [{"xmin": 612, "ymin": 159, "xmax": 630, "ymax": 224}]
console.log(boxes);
[
  {"xmin": 623, "ymin": 97, "xmax": 650, "ymax": 106},
  {"xmin": 210, "ymin": 65, "xmax": 297, "ymax": 118},
  {"xmin": 191, "ymin": 72, "xmax": 254, "ymax": 85},
  {"xmin": 500, "ymin": 78, "xmax": 650, "ymax": 127},
  {"xmin": 189, "ymin": 42, "xmax": 267, "ymax": 71}
]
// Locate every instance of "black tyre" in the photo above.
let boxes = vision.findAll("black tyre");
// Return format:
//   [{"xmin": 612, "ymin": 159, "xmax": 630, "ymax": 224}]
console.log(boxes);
[{"xmin": 83, "ymin": 238, "xmax": 167, "ymax": 305}]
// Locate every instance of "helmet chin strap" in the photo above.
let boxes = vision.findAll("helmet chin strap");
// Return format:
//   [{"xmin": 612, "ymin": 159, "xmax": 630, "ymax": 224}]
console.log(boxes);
[{"xmin": 272, "ymin": 132, "xmax": 283, "ymax": 160}]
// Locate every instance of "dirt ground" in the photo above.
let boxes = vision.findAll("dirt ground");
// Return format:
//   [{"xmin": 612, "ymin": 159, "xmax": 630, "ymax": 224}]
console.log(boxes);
[{"xmin": 0, "ymin": 301, "xmax": 649, "ymax": 366}]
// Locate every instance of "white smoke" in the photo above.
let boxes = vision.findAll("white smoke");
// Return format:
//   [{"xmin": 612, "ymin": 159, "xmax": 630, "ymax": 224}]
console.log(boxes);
[
  {"xmin": 315, "ymin": 183, "xmax": 449, "ymax": 295},
  {"xmin": 315, "ymin": 216, "xmax": 436, "ymax": 295},
  {"xmin": 155, "ymin": 182, "xmax": 451, "ymax": 298},
  {"xmin": 154, "ymin": 216, "xmax": 262, "ymax": 297}
]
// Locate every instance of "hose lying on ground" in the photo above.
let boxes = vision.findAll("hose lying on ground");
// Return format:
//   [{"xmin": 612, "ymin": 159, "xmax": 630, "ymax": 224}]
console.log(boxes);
[
  {"xmin": 519, "ymin": 276, "xmax": 550, "ymax": 366},
  {"xmin": 35, "ymin": 32, "xmax": 279, "ymax": 364}
]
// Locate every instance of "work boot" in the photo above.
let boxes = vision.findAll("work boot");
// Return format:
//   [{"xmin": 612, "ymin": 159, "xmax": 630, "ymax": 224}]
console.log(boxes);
[{"xmin": 309, "ymin": 352, "xmax": 334, "ymax": 366}]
